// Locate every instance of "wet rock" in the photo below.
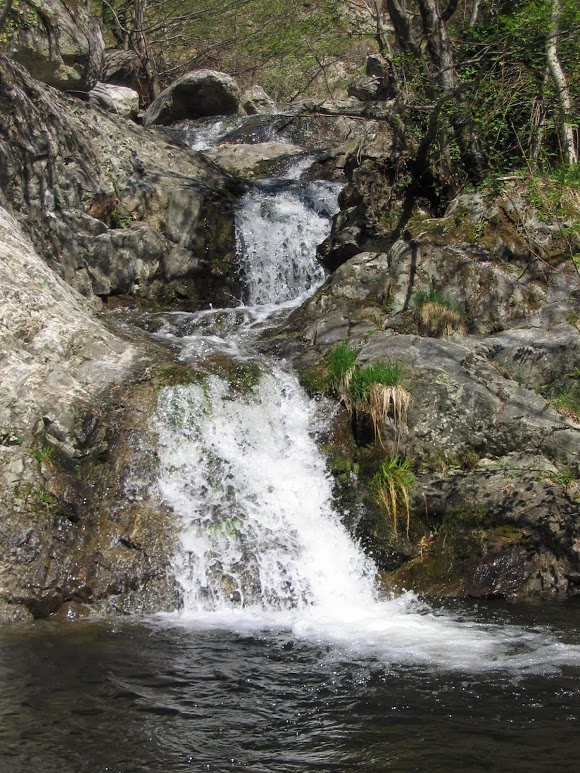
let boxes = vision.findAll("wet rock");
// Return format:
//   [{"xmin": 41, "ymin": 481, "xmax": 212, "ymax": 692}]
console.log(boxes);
[
  {"xmin": 1, "ymin": 0, "xmax": 104, "ymax": 92},
  {"xmin": 144, "ymin": 69, "xmax": 242, "ymax": 127}
]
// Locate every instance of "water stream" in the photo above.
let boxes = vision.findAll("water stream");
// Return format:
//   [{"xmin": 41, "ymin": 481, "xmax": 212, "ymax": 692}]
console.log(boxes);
[{"xmin": 0, "ymin": 133, "xmax": 579, "ymax": 773}]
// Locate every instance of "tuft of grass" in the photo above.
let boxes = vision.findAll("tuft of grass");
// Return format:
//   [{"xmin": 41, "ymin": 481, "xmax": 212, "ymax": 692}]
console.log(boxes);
[
  {"xmin": 327, "ymin": 342, "xmax": 358, "ymax": 396},
  {"xmin": 28, "ymin": 445, "xmax": 56, "ymax": 465},
  {"xmin": 372, "ymin": 456, "xmax": 415, "ymax": 539},
  {"xmin": 413, "ymin": 289, "xmax": 466, "ymax": 337},
  {"xmin": 327, "ymin": 343, "xmax": 410, "ymax": 445},
  {"xmin": 537, "ymin": 369, "xmax": 580, "ymax": 423},
  {"xmin": 348, "ymin": 362, "xmax": 409, "ymax": 444}
]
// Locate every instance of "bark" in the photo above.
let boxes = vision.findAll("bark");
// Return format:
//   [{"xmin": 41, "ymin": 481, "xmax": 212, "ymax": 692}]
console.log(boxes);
[
  {"xmin": 132, "ymin": 0, "xmax": 161, "ymax": 101},
  {"xmin": 546, "ymin": 0, "xmax": 578, "ymax": 164}
]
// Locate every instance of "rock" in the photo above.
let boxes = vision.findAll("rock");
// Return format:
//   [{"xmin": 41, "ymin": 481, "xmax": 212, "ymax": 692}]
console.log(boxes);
[
  {"xmin": 204, "ymin": 141, "xmax": 305, "ymax": 177},
  {"xmin": 0, "ymin": 55, "xmax": 241, "ymax": 308},
  {"xmin": 144, "ymin": 69, "xmax": 242, "ymax": 127},
  {"xmin": 1, "ymin": 0, "xmax": 104, "ymax": 92},
  {"xmin": 241, "ymin": 84, "xmax": 277, "ymax": 115},
  {"xmin": 89, "ymin": 82, "xmax": 140, "ymax": 118},
  {"xmin": 102, "ymin": 48, "xmax": 142, "ymax": 92},
  {"xmin": 0, "ymin": 206, "xmax": 179, "ymax": 621}
]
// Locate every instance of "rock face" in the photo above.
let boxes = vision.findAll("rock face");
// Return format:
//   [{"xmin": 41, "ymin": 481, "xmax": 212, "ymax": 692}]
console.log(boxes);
[
  {"xmin": 0, "ymin": 207, "xmax": 178, "ymax": 621},
  {"xmin": 89, "ymin": 81, "xmax": 140, "ymax": 118},
  {"xmin": 274, "ymin": 179, "xmax": 580, "ymax": 598},
  {"xmin": 0, "ymin": 55, "xmax": 241, "ymax": 308},
  {"xmin": 144, "ymin": 69, "xmax": 242, "ymax": 127},
  {"xmin": 1, "ymin": 0, "xmax": 104, "ymax": 91}
]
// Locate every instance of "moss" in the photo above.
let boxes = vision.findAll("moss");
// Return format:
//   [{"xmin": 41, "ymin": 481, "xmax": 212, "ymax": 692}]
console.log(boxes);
[
  {"xmin": 204, "ymin": 356, "xmax": 262, "ymax": 395},
  {"xmin": 154, "ymin": 365, "xmax": 204, "ymax": 390},
  {"xmin": 297, "ymin": 363, "xmax": 332, "ymax": 397}
]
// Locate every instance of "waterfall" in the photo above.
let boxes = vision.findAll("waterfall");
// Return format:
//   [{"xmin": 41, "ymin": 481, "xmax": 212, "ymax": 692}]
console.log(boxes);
[
  {"xmin": 150, "ymin": 156, "xmax": 580, "ymax": 672},
  {"xmin": 236, "ymin": 180, "xmax": 340, "ymax": 305},
  {"xmin": 154, "ymin": 369, "xmax": 375, "ymax": 615}
]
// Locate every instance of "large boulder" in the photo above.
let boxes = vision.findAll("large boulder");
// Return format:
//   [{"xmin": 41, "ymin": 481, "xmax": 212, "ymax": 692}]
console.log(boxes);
[
  {"xmin": 204, "ymin": 141, "xmax": 304, "ymax": 178},
  {"xmin": 0, "ymin": 55, "xmax": 241, "ymax": 308},
  {"xmin": 144, "ymin": 69, "xmax": 242, "ymax": 127},
  {"xmin": 1, "ymin": 0, "xmax": 104, "ymax": 92}
]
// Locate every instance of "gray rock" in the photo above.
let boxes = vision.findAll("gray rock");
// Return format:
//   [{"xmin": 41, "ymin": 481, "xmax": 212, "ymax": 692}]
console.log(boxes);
[
  {"xmin": 204, "ymin": 141, "xmax": 304, "ymax": 177},
  {"xmin": 89, "ymin": 82, "xmax": 140, "ymax": 118},
  {"xmin": 144, "ymin": 69, "xmax": 242, "ymax": 127},
  {"xmin": 0, "ymin": 206, "xmax": 180, "ymax": 621},
  {"xmin": 241, "ymin": 84, "xmax": 277, "ymax": 115},
  {"xmin": 2, "ymin": 0, "xmax": 104, "ymax": 91},
  {"xmin": 0, "ymin": 56, "xmax": 241, "ymax": 307}
]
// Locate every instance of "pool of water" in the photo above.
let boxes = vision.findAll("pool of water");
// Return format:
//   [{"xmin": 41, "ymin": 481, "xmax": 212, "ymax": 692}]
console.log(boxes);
[{"xmin": 0, "ymin": 600, "xmax": 579, "ymax": 773}]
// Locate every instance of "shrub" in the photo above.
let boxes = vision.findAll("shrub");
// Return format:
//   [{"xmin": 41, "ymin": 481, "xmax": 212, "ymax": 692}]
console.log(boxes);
[
  {"xmin": 372, "ymin": 456, "xmax": 415, "ymax": 539},
  {"xmin": 413, "ymin": 289, "xmax": 466, "ymax": 337}
]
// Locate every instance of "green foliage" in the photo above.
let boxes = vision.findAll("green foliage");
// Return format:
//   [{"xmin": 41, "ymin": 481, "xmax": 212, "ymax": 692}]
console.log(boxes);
[
  {"xmin": 372, "ymin": 456, "xmax": 415, "ymax": 539},
  {"xmin": 327, "ymin": 342, "xmax": 358, "ymax": 389},
  {"xmin": 28, "ymin": 445, "xmax": 56, "ymax": 465},
  {"xmin": 347, "ymin": 362, "xmax": 402, "ymax": 402},
  {"xmin": 0, "ymin": 0, "xmax": 38, "ymax": 46},
  {"xmin": 96, "ymin": 0, "xmax": 350, "ymax": 102},
  {"xmin": 537, "ymin": 369, "xmax": 580, "ymax": 421}
]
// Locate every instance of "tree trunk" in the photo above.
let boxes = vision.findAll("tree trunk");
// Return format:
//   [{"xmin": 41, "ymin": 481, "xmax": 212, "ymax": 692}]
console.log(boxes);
[
  {"xmin": 546, "ymin": 0, "xmax": 578, "ymax": 164},
  {"xmin": 132, "ymin": 0, "xmax": 161, "ymax": 102}
]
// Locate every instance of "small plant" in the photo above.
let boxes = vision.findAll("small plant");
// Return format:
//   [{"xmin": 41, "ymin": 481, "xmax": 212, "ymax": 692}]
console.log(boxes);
[
  {"xmin": 413, "ymin": 289, "xmax": 466, "ymax": 337},
  {"xmin": 372, "ymin": 456, "xmax": 415, "ymax": 539},
  {"xmin": 327, "ymin": 342, "xmax": 358, "ymax": 399},
  {"xmin": 537, "ymin": 370, "xmax": 580, "ymax": 423},
  {"xmin": 28, "ymin": 445, "xmax": 56, "ymax": 465},
  {"xmin": 348, "ymin": 362, "xmax": 410, "ymax": 444},
  {"xmin": 327, "ymin": 342, "xmax": 410, "ymax": 445}
]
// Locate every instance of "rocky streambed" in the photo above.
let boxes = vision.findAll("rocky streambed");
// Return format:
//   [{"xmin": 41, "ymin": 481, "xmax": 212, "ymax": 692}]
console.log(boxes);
[{"xmin": 0, "ymin": 42, "xmax": 579, "ymax": 623}]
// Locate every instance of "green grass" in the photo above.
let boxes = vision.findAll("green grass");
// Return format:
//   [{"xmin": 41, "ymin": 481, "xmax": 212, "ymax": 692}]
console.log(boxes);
[
  {"xmin": 327, "ymin": 342, "xmax": 358, "ymax": 389},
  {"xmin": 347, "ymin": 362, "xmax": 402, "ymax": 401},
  {"xmin": 413, "ymin": 289, "xmax": 462, "ymax": 313},
  {"xmin": 372, "ymin": 456, "xmax": 415, "ymax": 538}
]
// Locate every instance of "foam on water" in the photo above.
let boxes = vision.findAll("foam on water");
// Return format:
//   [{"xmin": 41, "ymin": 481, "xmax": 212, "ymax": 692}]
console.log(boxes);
[{"xmin": 236, "ymin": 180, "xmax": 340, "ymax": 305}]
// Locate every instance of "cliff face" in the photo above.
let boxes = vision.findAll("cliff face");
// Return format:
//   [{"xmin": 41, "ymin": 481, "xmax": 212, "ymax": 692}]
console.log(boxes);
[
  {"xmin": 0, "ymin": 206, "xmax": 181, "ymax": 621},
  {"xmin": 0, "ymin": 55, "xmax": 241, "ymax": 309}
]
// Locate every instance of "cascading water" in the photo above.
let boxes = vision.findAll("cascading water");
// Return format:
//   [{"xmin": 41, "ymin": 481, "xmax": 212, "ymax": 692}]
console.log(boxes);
[{"xmin": 151, "ymin": 157, "xmax": 580, "ymax": 673}]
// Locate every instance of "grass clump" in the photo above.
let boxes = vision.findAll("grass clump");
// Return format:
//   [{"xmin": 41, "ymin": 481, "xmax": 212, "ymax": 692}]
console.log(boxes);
[
  {"xmin": 348, "ymin": 363, "xmax": 410, "ymax": 444},
  {"xmin": 537, "ymin": 369, "xmax": 580, "ymax": 423},
  {"xmin": 413, "ymin": 289, "xmax": 466, "ymax": 338},
  {"xmin": 328, "ymin": 342, "xmax": 410, "ymax": 445},
  {"xmin": 372, "ymin": 456, "xmax": 415, "ymax": 539},
  {"xmin": 327, "ymin": 342, "xmax": 358, "ymax": 397}
]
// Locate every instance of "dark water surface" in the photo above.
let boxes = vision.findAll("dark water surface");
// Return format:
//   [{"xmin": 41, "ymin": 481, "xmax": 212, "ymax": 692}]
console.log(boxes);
[{"xmin": 0, "ymin": 601, "xmax": 579, "ymax": 773}]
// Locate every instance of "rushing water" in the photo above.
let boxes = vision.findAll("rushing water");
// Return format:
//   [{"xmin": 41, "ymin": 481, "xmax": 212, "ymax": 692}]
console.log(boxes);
[{"xmin": 2, "ymin": 144, "xmax": 579, "ymax": 772}]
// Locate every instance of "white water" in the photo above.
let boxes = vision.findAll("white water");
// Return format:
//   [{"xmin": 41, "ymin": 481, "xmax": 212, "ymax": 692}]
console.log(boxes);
[
  {"xmin": 151, "ymin": 157, "xmax": 580, "ymax": 673},
  {"xmin": 236, "ymin": 180, "xmax": 340, "ymax": 305}
]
